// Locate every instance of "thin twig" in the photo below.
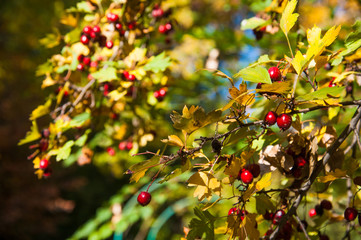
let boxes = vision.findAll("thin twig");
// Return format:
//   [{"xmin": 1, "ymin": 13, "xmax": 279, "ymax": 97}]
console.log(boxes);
[{"xmin": 295, "ymin": 215, "xmax": 311, "ymax": 240}]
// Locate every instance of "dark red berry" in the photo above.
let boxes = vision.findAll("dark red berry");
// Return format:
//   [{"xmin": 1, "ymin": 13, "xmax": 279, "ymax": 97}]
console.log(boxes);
[
  {"xmin": 43, "ymin": 168, "xmax": 52, "ymax": 178},
  {"xmin": 280, "ymin": 222, "xmax": 293, "ymax": 238},
  {"xmin": 41, "ymin": 128, "xmax": 50, "ymax": 138},
  {"xmin": 154, "ymin": 91, "xmax": 160, "ymax": 99},
  {"xmin": 228, "ymin": 207, "xmax": 240, "ymax": 216},
  {"xmin": 158, "ymin": 25, "xmax": 167, "ymax": 34},
  {"xmin": 39, "ymin": 139, "xmax": 49, "ymax": 152},
  {"xmin": 268, "ymin": 67, "xmax": 281, "ymax": 82},
  {"xmin": 309, "ymin": 208, "xmax": 317, "ymax": 218},
  {"xmin": 297, "ymin": 220, "xmax": 308, "ymax": 232},
  {"xmin": 128, "ymin": 22, "xmax": 136, "ymax": 30},
  {"xmin": 277, "ymin": 113, "xmax": 292, "ymax": 131},
  {"xmin": 273, "ymin": 209, "xmax": 285, "ymax": 224},
  {"xmin": 80, "ymin": 35, "xmax": 90, "ymax": 45},
  {"xmin": 256, "ymin": 83, "xmax": 263, "ymax": 89},
  {"xmin": 240, "ymin": 170, "xmax": 253, "ymax": 184},
  {"xmin": 90, "ymin": 31, "xmax": 97, "ymax": 39},
  {"xmin": 263, "ymin": 211, "xmax": 274, "ymax": 220},
  {"xmin": 106, "ymin": 40, "xmax": 114, "ymax": 49},
  {"xmin": 320, "ymin": 200, "xmax": 332, "ymax": 210},
  {"xmin": 107, "ymin": 147, "xmax": 115, "ymax": 156},
  {"xmin": 294, "ymin": 156, "xmax": 307, "ymax": 168},
  {"xmin": 137, "ymin": 191, "xmax": 151, "ymax": 206},
  {"xmin": 292, "ymin": 168, "xmax": 302, "ymax": 179},
  {"xmin": 344, "ymin": 207, "xmax": 358, "ymax": 221},
  {"xmin": 115, "ymin": 23, "xmax": 122, "ymax": 31},
  {"xmin": 77, "ymin": 54, "xmax": 84, "ymax": 62},
  {"xmin": 39, "ymin": 159, "xmax": 49, "ymax": 169},
  {"xmin": 264, "ymin": 111, "xmax": 277, "ymax": 126},
  {"xmin": 319, "ymin": 235, "xmax": 330, "ymax": 240},
  {"xmin": 315, "ymin": 204, "xmax": 324, "ymax": 216}
]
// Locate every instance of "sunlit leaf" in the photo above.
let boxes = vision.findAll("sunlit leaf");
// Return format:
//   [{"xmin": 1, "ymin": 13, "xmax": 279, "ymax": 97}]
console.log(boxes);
[
  {"xmin": 241, "ymin": 17, "xmax": 266, "ymax": 30},
  {"xmin": 92, "ymin": 67, "xmax": 118, "ymax": 82},
  {"xmin": 234, "ymin": 66, "xmax": 272, "ymax": 84},
  {"xmin": 30, "ymin": 99, "xmax": 52, "ymax": 120},
  {"xmin": 161, "ymin": 135, "xmax": 184, "ymax": 147},
  {"xmin": 18, "ymin": 121, "xmax": 41, "ymax": 145},
  {"xmin": 296, "ymin": 86, "xmax": 344, "ymax": 101},
  {"xmin": 318, "ymin": 169, "xmax": 347, "ymax": 183},
  {"xmin": 56, "ymin": 140, "xmax": 75, "ymax": 161},
  {"xmin": 143, "ymin": 52, "xmax": 171, "ymax": 73},
  {"xmin": 127, "ymin": 155, "xmax": 160, "ymax": 182},
  {"xmin": 280, "ymin": 0, "xmax": 299, "ymax": 35}
]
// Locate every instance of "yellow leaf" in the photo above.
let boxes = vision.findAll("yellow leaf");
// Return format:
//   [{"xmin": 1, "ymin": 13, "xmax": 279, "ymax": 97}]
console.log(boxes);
[
  {"xmin": 127, "ymin": 155, "xmax": 160, "ymax": 183},
  {"xmin": 322, "ymin": 25, "xmax": 341, "ymax": 47},
  {"xmin": 188, "ymin": 172, "xmax": 222, "ymax": 201},
  {"xmin": 307, "ymin": 26, "xmax": 321, "ymax": 46},
  {"xmin": 113, "ymin": 124, "xmax": 127, "ymax": 140},
  {"xmin": 280, "ymin": 0, "xmax": 299, "ymax": 35},
  {"xmin": 60, "ymin": 14, "xmax": 78, "ymax": 27},
  {"xmin": 291, "ymin": 51, "xmax": 306, "ymax": 75},
  {"xmin": 71, "ymin": 42, "xmax": 90, "ymax": 57},
  {"xmin": 30, "ymin": 99, "xmax": 52, "ymax": 120},
  {"xmin": 41, "ymin": 73, "xmax": 56, "ymax": 88},
  {"xmin": 224, "ymin": 155, "xmax": 246, "ymax": 179},
  {"xmin": 124, "ymin": 47, "xmax": 147, "ymax": 68},
  {"xmin": 18, "ymin": 120, "xmax": 41, "ymax": 145},
  {"xmin": 318, "ymin": 169, "xmax": 347, "ymax": 183},
  {"xmin": 161, "ymin": 135, "xmax": 184, "ymax": 147},
  {"xmin": 255, "ymin": 172, "xmax": 272, "ymax": 191},
  {"xmin": 241, "ymin": 214, "xmax": 260, "ymax": 240}
]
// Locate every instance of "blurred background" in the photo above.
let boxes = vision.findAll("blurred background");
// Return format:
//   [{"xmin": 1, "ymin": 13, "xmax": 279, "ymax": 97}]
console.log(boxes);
[{"xmin": 1, "ymin": 0, "xmax": 361, "ymax": 239}]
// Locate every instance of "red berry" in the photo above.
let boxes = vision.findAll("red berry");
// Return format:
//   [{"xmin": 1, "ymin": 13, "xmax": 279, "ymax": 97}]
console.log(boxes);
[
  {"xmin": 128, "ymin": 22, "xmax": 136, "ymax": 30},
  {"xmin": 83, "ymin": 57, "xmax": 91, "ymax": 66},
  {"xmin": 82, "ymin": 26, "xmax": 92, "ymax": 34},
  {"xmin": 107, "ymin": 147, "xmax": 115, "ymax": 156},
  {"xmin": 158, "ymin": 25, "xmax": 167, "ymax": 34},
  {"xmin": 92, "ymin": 25, "xmax": 101, "ymax": 34},
  {"xmin": 165, "ymin": 23, "xmax": 172, "ymax": 32},
  {"xmin": 39, "ymin": 159, "xmax": 49, "ymax": 170},
  {"xmin": 240, "ymin": 170, "xmax": 253, "ymax": 184},
  {"xmin": 228, "ymin": 207, "xmax": 240, "ymax": 216},
  {"xmin": 80, "ymin": 35, "xmax": 90, "ymax": 45},
  {"xmin": 90, "ymin": 61, "xmax": 98, "ymax": 68},
  {"xmin": 152, "ymin": 8, "xmax": 164, "ymax": 18},
  {"xmin": 77, "ymin": 63, "xmax": 85, "ymax": 71},
  {"xmin": 90, "ymin": 31, "xmax": 97, "ymax": 39},
  {"xmin": 128, "ymin": 74, "xmax": 136, "ymax": 81},
  {"xmin": 137, "ymin": 191, "xmax": 151, "ymax": 206},
  {"xmin": 246, "ymin": 164, "xmax": 260, "ymax": 178},
  {"xmin": 344, "ymin": 207, "xmax": 358, "ymax": 221},
  {"xmin": 329, "ymin": 80, "xmax": 336, "ymax": 87},
  {"xmin": 106, "ymin": 40, "xmax": 114, "ymax": 49},
  {"xmin": 263, "ymin": 211, "xmax": 274, "ymax": 220},
  {"xmin": 320, "ymin": 200, "xmax": 332, "ymax": 210},
  {"xmin": 118, "ymin": 142, "xmax": 126, "ymax": 151},
  {"xmin": 294, "ymin": 156, "xmax": 307, "ymax": 168},
  {"xmin": 277, "ymin": 113, "xmax": 292, "ymax": 131},
  {"xmin": 309, "ymin": 208, "xmax": 317, "ymax": 218},
  {"xmin": 115, "ymin": 23, "xmax": 122, "ymax": 31},
  {"xmin": 273, "ymin": 209, "xmax": 285, "ymax": 224},
  {"xmin": 264, "ymin": 111, "xmax": 277, "ymax": 126},
  {"xmin": 107, "ymin": 13, "xmax": 119, "ymax": 22},
  {"xmin": 77, "ymin": 54, "xmax": 84, "ymax": 62},
  {"xmin": 268, "ymin": 67, "xmax": 281, "ymax": 82},
  {"xmin": 256, "ymin": 83, "xmax": 263, "ymax": 89},
  {"xmin": 159, "ymin": 88, "xmax": 166, "ymax": 97},
  {"xmin": 43, "ymin": 168, "xmax": 52, "ymax": 178},
  {"xmin": 123, "ymin": 70, "xmax": 129, "ymax": 79},
  {"xmin": 154, "ymin": 91, "xmax": 160, "ymax": 99},
  {"xmin": 126, "ymin": 142, "xmax": 133, "ymax": 151}
]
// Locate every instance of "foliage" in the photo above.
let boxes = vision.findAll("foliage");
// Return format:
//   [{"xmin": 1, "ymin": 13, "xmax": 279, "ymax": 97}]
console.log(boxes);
[{"xmin": 20, "ymin": 0, "xmax": 361, "ymax": 239}]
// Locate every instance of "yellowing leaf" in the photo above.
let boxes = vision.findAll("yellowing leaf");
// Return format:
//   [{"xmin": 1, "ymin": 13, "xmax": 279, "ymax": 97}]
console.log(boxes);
[
  {"xmin": 280, "ymin": 0, "xmax": 299, "ymax": 35},
  {"xmin": 256, "ymin": 80, "xmax": 293, "ymax": 95},
  {"xmin": 255, "ymin": 172, "xmax": 272, "ymax": 191},
  {"xmin": 318, "ymin": 169, "xmax": 347, "ymax": 183},
  {"xmin": 30, "ymin": 99, "xmax": 52, "ymax": 120},
  {"xmin": 127, "ymin": 155, "xmax": 160, "ymax": 183},
  {"xmin": 188, "ymin": 172, "xmax": 222, "ymax": 201},
  {"xmin": 41, "ymin": 73, "xmax": 56, "ymax": 88},
  {"xmin": 18, "ymin": 121, "xmax": 41, "ymax": 145},
  {"xmin": 233, "ymin": 66, "xmax": 272, "ymax": 84},
  {"xmin": 307, "ymin": 26, "xmax": 321, "ymax": 45},
  {"xmin": 161, "ymin": 135, "xmax": 184, "ymax": 147},
  {"xmin": 291, "ymin": 51, "xmax": 306, "ymax": 75},
  {"xmin": 224, "ymin": 155, "xmax": 246, "ymax": 179}
]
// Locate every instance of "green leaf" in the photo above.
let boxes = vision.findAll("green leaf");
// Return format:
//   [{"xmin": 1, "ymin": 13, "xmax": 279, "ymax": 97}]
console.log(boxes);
[
  {"xmin": 56, "ymin": 140, "xmax": 74, "ymax": 161},
  {"xmin": 296, "ymin": 86, "xmax": 345, "ymax": 101},
  {"xmin": 39, "ymin": 29, "xmax": 61, "ymax": 48},
  {"xmin": 92, "ymin": 67, "xmax": 118, "ymax": 82},
  {"xmin": 75, "ymin": 129, "xmax": 91, "ymax": 146},
  {"xmin": 30, "ymin": 99, "xmax": 52, "ymax": 120},
  {"xmin": 143, "ymin": 52, "xmax": 171, "ymax": 73},
  {"xmin": 233, "ymin": 66, "xmax": 272, "ymax": 84},
  {"xmin": 36, "ymin": 61, "xmax": 53, "ymax": 76},
  {"xmin": 187, "ymin": 208, "xmax": 215, "ymax": 240},
  {"xmin": 18, "ymin": 121, "xmax": 41, "ymax": 145},
  {"xmin": 240, "ymin": 17, "xmax": 266, "ymax": 30},
  {"xmin": 280, "ymin": 0, "xmax": 299, "ymax": 36},
  {"xmin": 67, "ymin": 1, "xmax": 93, "ymax": 13},
  {"xmin": 69, "ymin": 112, "xmax": 91, "ymax": 128},
  {"xmin": 127, "ymin": 155, "xmax": 160, "ymax": 182},
  {"xmin": 64, "ymin": 28, "xmax": 82, "ymax": 44}
]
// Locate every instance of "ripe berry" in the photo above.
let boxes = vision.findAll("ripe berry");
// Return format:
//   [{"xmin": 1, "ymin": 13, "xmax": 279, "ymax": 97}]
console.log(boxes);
[
  {"xmin": 158, "ymin": 88, "xmax": 166, "ymax": 97},
  {"xmin": 82, "ymin": 26, "xmax": 92, "ymax": 34},
  {"xmin": 320, "ymin": 200, "xmax": 332, "ymax": 210},
  {"xmin": 126, "ymin": 142, "xmax": 133, "ymax": 151},
  {"xmin": 240, "ymin": 170, "xmax": 253, "ymax": 184},
  {"xmin": 137, "ymin": 191, "xmax": 151, "ymax": 206},
  {"xmin": 92, "ymin": 25, "xmax": 101, "ymax": 34},
  {"xmin": 41, "ymin": 128, "xmax": 50, "ymax": 138},
  {"xmin": 228, "ymin": 207, "xmax": 240, "ymax": 216},
  {"xmin": 246, "ymin": 164, "xmax": 260, "ymax": 178},
  {"xmin": 165, "ymin": 23, "xmax": 172, "ymax": 32},
  {"xmin": 268, "ymin": 67, "xmax": 281, "ymax": 82},
  {"xmin": 90, "ymin": 61, "xmax": 98, "ymax": 68},
  {"xmin": 152, "ymin": 7, "xmax": 164, "ymax": 18},
  {"xmin": 344, "ymin": 207, "xmax": 358, "ymax": 221},
  {"xmin": 264, "ymin": 111, "xmax": 277, "ymax": 126},
  {"xmin": 309, "ymin": 208, "xmax": 317, "ymax": 218},
  {"xmin": 106, "ymin": 40, "xmax": 114, "ymax": 49},
  {"xmin": 77, "ymin": 63, "xmax": 85, "ymax": 71},
  {"xmin": 329, "ymin": 80, "xmax": 336, "ymax": 87},
  {"xmin": 294, "ymin": 156, "xmax": 307, "ymax": 168},
  {"xmin": 315, "ymin": 204, "xmax": 324, "ymax": 216},
  {"xmin": 77, "ymin": 54, "xmax": 84, "ymax": 62},
  {"xmin": 118, "ymin": 142, "xmax": 126, "ymax": 150},
  {"xmin": 39, "ymin": 159, "xmax": 49, "ymax": 170},
  {"xmin": 158, "ymin": 25, "xmax": 167, "ymax": 34},
  {"xmin": 83, "ymin": 57, "xmax": 91, "ymax": 66},
  {"xmin": 43, "ymin": 168, "xmax": 52, "ymax": 178},
  {"xmin": 80, "ymin": 35, "xmax": 90, "ymax": 45},
  {"xmin": 107, "ymin": 13, "xmax": 119, "ymax": 22},
  {"xmin": 273, "ymin": 209, "xmax": 285, "ymax": 224},
  {"xmin": 263, "ymin": 211, "xmax": 274, "ymax": 220},
  {"xmin": 128, "ymin": 22, "xmax": 136, "ymax": 30},
  {"xmin": 123, "ymin": 70, "xmax": 130, "ymax": 79},
  {"xmin": 256, "ymin": 83, "xmax": 263, "ymax": 89},
  {"xmin": 107, "ymin": 147, "xmax": 115, "ymax": 156},
  {"xmin": 115, "ymin": 23, "xmax": 122, "ymax": 31},
  {"xmin": 128, "ymin": 74, "xmax": 136, "ymax": 81},
  {"xmin": 277, "ymin": 113, "xmax": 292, "ymax": 131},
  {"xmin": 296, "ymin": 220, "xmax": 308, "ymax": 232}
]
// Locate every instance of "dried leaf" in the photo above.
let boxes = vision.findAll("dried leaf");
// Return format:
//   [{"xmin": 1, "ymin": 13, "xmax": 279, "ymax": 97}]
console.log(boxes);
[{"xmin": 161, "ymin": 135, "xmax": 184, "ymax": 147}]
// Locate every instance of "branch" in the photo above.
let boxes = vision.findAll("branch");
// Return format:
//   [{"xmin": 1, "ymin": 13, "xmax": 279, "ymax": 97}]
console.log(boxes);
[
  {"xmin": 269, "ymin": 106, "xmax": 361, "ymax": 239},
  {"xmin": 295, "ymin": 214, "xmax": 311, "ymax": 240}
]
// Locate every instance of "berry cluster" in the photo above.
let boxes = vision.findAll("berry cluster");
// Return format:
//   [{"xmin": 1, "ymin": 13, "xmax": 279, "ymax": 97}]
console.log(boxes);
[
  {"xmin": 118, "ymin": 141, "xmax": 133, "ymax": 151},
  {"xmin": 308, "ymin": 200, "xmax": 332, "ymax": 218},
  {"xmin": 264, "ymin": 111, "xmax": 293, "ymax": 131},
  {"xmin": 153, "ymin": 88, "xmax": 167, "ymax": 101}
]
